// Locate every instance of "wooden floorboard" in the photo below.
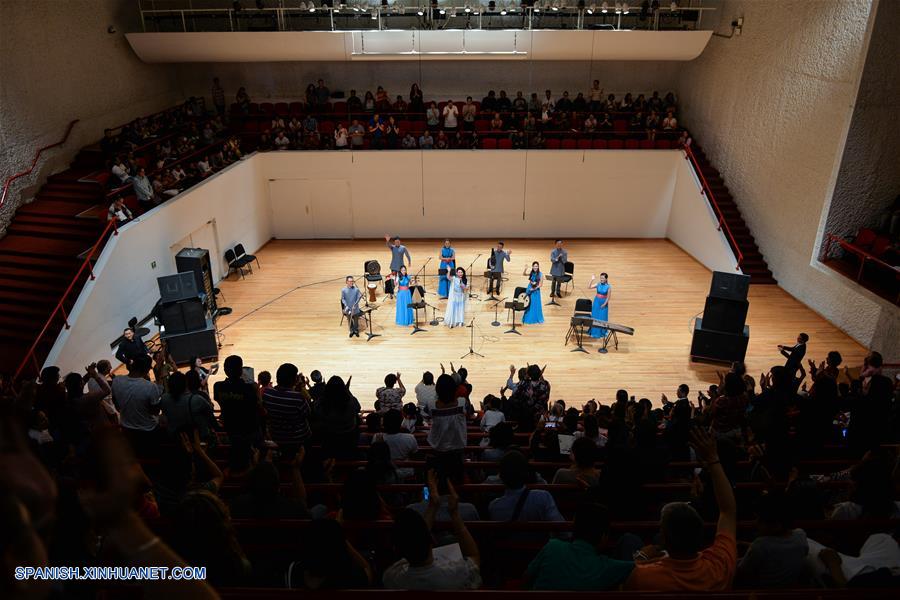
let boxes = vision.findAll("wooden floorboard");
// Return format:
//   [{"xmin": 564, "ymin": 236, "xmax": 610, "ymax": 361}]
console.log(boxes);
[{"xmin": 207, "ymin": 238, "xmax": 867, "ymax": 410}]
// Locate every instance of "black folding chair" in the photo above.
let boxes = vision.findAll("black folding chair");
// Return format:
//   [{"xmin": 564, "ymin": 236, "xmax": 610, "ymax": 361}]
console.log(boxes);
[
  {"xmin": 574, "ymin": 297, "xmax": 592, "ymax": 316},
  {"xmin": 234, "ymin": 243, "xmax": 259, "ymax": 271},
  {"xmin": 225, "ymin": 248, "xmax": 248, "ymax": 280},
  {"xmin": 560, "ymin": 261, "xmax": 575, "ymax": 296}
]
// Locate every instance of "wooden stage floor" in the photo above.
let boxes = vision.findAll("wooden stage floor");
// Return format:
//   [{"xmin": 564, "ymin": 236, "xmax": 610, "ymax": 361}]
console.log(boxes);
[{"xmin": 209, "ymin": 239, "xmax": 867, "ymax": 410}]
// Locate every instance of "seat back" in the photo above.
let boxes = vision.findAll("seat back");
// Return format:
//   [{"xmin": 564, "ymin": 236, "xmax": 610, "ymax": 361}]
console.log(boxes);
[
  {"xmin": 574, "ymin": 298, "xmax": 592, "ymax": 314},
  {"xmin": 564, "ymin": 261, "xmax": 574, "ymax": 276},
  {"xmin": 234, "ymin": 243, "xmax": 247, "ymax": 258},
  {"xmin": 225, "ymin": 248, "xmax": 237, "ymax": 265},
  {"xmin": 854, "ymin": 228, "xmax": 877, "ymax": 249}
]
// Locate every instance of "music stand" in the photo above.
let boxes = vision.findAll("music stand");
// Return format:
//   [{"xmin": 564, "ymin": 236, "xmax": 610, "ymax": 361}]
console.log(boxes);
[
  {"xmin": 567, "ymin": 319, "xmax": 589, "ymax": 354},
  {"xmin": 490, "ymin": 297, "xmax": 506, "ymax": 327},
  {"xmin": 361, "ymin": 305, "xmax": 380, "ymax": 341},
  {"xmin": 486, "ymin": 272, "xmax": 502, "ymax": 302},
  {"xmin": 409, "ymin": 301, "xmax": 427, "ymax": 335},
  {"xmin": 504, "ymin": 300, "xmax": 525, "ymax": 335},
  {"xmin": 460, "ymin": 318, "xmax": 484, "ymax": 359},
  {"xmin": 546, "ymin": 276, "xmax": 561, "ymax": 307}
]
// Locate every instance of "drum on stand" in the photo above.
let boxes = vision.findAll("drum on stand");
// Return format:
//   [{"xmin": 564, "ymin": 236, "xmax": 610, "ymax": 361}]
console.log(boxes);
[{"xmin": 367, "ymin": 281, "xmax": 378, "ymax": 303}]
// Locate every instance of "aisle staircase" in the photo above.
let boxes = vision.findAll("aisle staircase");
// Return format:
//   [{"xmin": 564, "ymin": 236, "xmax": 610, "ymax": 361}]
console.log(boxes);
[
  {"xmin": 0, "ymin": 148, "xmax": 113, "ymax": 373},
  {"xmin": 689, "ymin": 144, "xmax": 776, "ymax": 284}
]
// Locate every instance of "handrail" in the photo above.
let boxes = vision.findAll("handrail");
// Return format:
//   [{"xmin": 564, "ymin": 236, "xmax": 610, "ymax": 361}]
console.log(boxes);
[
  {"xmin": 683, "ymin": 144, "xmax": 743, "ymax": 268},
  {"xmin": 14, "ymin": 218, "xmax": 119, "ymax": 381},
  {"xmin": 1, "ymin": 119, "xmax": 79, "ymax": 210},
  {"xmin": 822, "ymin": 232, "xmax": 900, "ymax": 304}
]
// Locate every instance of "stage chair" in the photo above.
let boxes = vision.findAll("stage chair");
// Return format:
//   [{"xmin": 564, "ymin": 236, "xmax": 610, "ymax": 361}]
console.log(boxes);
[
  {"xmin": 559, "ymin": 261, "xmax": 575, "ymax": 295},
  {"xmin": 233, "ymin": 243, "xmax": 260, "ymax": 271},
  {"xmin": 224, "ymin": 248, "xmax": 248, "ymax": 280},
  {"xmin": 574, "ymin": 297, "xmax": 592, "ymax": 316}
]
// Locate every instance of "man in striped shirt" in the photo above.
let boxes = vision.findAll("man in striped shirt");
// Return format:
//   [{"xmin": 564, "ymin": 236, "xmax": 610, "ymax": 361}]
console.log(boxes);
[{"xmin": 262, "ymin": 363, "xmax": 311, "ymax": 459}]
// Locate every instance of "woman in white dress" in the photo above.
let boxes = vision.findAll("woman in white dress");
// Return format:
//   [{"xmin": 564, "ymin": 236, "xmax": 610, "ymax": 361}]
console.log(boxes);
[{"xmin": 444, "ymin": 267, "xmax": 468, "ymax": 328}]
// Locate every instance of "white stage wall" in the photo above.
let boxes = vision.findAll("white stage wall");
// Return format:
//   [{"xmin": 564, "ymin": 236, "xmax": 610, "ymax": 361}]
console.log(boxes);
[{"xmin": 44, "ymin": 149, "xmax": 735, "ymax": 373}]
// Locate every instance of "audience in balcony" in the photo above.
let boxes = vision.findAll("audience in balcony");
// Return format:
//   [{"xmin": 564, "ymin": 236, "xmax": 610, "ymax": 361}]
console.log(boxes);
[
  {"xmin": 419, "ymin": 130, "xmax": 434, "ymax": 149},
  {"xmin": 347, "ymin": 89, "xmax": 362, "ymax": 112},
  {"xmin": 409, "ymin": 83, "xmax": 425, "ymax": 112},
  {"xmin": 443, "ymin": 100, "xmax": 459, "ymax": 130}
]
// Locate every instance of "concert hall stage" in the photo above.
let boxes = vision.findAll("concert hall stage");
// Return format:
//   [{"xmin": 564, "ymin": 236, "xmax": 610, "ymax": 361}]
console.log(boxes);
[{"xmin": 210, "ymin": 238, "xmax": 866, "ymax": 410}]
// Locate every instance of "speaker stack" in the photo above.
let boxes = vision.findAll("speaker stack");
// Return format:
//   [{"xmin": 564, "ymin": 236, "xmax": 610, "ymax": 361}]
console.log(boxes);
[
  {"xmin": 157, "ymin": 257, "xmax": 218, "ymax": 364},
  {"xmin": 690, "ymin": 271, "xmax": 751, "ymax": 364}
]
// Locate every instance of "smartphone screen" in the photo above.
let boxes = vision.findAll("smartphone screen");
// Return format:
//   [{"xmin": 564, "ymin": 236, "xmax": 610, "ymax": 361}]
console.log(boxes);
[{"xmin": 423, "ymin": 486, "xmax": 430, "ymax": 501}]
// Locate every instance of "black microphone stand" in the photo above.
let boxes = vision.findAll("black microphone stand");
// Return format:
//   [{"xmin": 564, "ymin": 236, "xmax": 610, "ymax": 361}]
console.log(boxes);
[
  {"xmin": 465, "ymin": 254, "xmax": 482, "ymax": 300},
  {"xmin": 490, "ymin": 296, "xmax": 506, "ymax": 327},
  {"xmin": 460, "ymin": 317, "xmax": 484, "ymax": 359}
]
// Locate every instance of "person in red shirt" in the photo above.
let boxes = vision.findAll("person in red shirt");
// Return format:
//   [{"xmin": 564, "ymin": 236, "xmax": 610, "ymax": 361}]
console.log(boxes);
[{"xmin": 625, "ymin": 427, "xmax": 737, "ymax": 591}]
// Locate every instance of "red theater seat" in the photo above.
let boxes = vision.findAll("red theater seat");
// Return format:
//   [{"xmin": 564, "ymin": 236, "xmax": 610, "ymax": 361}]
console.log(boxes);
[
  {"xmin": 561, "ymin": 138, "xmax": 577, "ymax": 149},
  {"xmin": 625, "ymin": 139, "xmax": 640, "ymax": 149},
  {"xmin": 577, "ymin": 138, "xmax": 592, "ymax": 149},
  {"xmin": 640, "ymin": 139, "xmax": 655, "ymax": 149},
  {"xmin": 482, "ymin": 138, "xmax": 498, "ymax": 149},
  {"xmin": 498, "ymin": 138, "xmax": 513, "ymax": 149},
  {"xmin": 592, "ymin": 139, "xmax": 608, "ymax": 149},
  {"xmin": 545, "ymin": 139, "xmax": 561, "ymax": 149},
  {"xmin": 608, "ymin": 139, "xmax": 624, "ymax": 149}
]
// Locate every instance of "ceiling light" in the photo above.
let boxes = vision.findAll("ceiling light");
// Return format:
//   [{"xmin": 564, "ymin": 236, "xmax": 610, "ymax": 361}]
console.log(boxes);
[
  {"xmin": 439, "ymin": 8, "xmax": 446, "ymax": 14},
  {"xmin": 464, "ymin": 4, "xmax": 471, "ymax": 12}
]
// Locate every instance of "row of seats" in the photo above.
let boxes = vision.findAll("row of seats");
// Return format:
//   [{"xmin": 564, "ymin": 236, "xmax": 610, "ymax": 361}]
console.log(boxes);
[{"xmin": 231, "ymin": 101, "xmax": 664, "ymax": 118}]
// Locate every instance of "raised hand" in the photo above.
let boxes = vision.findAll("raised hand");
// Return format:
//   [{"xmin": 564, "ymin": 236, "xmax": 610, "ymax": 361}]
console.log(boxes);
[{"xmin": 688, "ymin": 426, "xmax": 719, "ymax": 465}]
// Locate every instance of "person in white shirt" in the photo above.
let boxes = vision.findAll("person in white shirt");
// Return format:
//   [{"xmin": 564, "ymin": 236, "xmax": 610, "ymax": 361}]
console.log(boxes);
[
  {"xmin": 662, "ymin": 109, "xmax": 678, "ymax": 130},
  {"xmin": 415, "ymin": 372, "xmax": 437, "ymax": 415},
  {"xmin": 110, "ymin": 355, "xmax": 163, "ymax": 456},
  {"xmin": 171, "ymin": 165, "xmax": 187, "ymax": 180},
  {"xmin": 334, "ymin": 123, "xmax": 349, "ymax": 149},
  {"xmin": 479, "ymin": 395, "xmax": 505, "ymax": 439},
  {"xmin": 375, "ymin": 409, "xmax": 420, "ymax": 479},
  {"xmin": 111, "ymin": 158, "xmax": 130, "ymax": 183},
  {"xmin": 442, "ymin": 100, "xmax": 459, "ymax": 131},
  {"xmin": 273, "ymin": 131, "xmax": 291, "ymax": 150},
  {"xmin": 197, "ymin": 156, "xmax": 212, "ymax": 175},
  {"xmin": 107, "ymin": 197, "xmax": 134, "ymax": 222},
  {"xmin": 383, "ymin": 472, "xmax": 481, "ymax": 590}
]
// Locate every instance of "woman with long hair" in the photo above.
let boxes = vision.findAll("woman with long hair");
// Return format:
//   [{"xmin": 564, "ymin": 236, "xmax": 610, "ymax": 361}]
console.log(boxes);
[
  {"xmin": 522, "ymin": 261, "xmax": 544, "ymax": 324},
  {"xmin": 314, "ymin": 375, "xmax": 361, "ymax": 459},
  {"xmin": 588, "ymin": 272, "xmax": 611, "ymax": 338},
  {"xmin": 392, "ymin": 266, "xmax": 415, "ymax": 326},
  {"xmin": 437, "ymin": 239, "xmax": 456, "ymax": 298},
  {"xmin": 409, "ymin": 83, "xmax": 424, "ymax": 112},
  {"xmin": 444, "ymin": 267, "xmax": 468, "ymax": 328}
]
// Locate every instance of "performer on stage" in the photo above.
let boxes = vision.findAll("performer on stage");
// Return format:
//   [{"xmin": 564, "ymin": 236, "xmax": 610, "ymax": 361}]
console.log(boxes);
[
  {"xmin": 438, "ymin": 239, "xmax": 456, "ymax": 299},
  {"xmin": 588, "ymin": 272, "xmax": 611, "ymax": 337},
  {"xmin": 392, "ymin": 266, "xmax": 415, "ymax": 326},
  {"xmin": 522, "ymin": 261, "xmax": 545, "ymax": 325},
  {"xmin": 384, "ymin": 234, "xmax": 411, "ymax": 298},
  {"xmin": 549, "ymin": 239, "xmax": 568, "ymax": 298},
  {"xmin": 444, "ymin": 267, "xmax": 468, "ymax": 328},
  {"xmin": 487, "ymin": 241, "xmax": 510, "ymax": 295},
  {"xmin": 341, "ymin": 275, "xmax": 363, "ymax": 337}
]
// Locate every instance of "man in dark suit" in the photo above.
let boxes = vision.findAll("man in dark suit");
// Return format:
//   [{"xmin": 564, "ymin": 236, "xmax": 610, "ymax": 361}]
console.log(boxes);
[{"xmin": 778, "ymin": 332, "xmax": 809, "ymax": 374}]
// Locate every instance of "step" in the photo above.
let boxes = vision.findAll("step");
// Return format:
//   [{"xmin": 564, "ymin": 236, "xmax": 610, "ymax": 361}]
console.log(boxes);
[
  {"xmin": 0, "ymin": 276, "xmax": 70, "ymax": 296},
  {"xmin": 18, "ymin": 200, "xmax": 103, "ymax": 219},
  {"xmin": 43, "ymin": 181, "xmax": 102, "ymax": 193},
  {"xmin": 0, "ymin": 253, "xmax": 79, "ymax": 273},
  {"xmin": 0, "ymin": 237, "xmax": 94, "ymax": 260},
  {"xmin": 0, "ymin": 289, "xmax": 60, "ymax": 308},
  {"xmin": 0, "ymin": 265, "xmax": 72, "ymax": 284},
  {"xmin": 47, "ymin": 168, "xmax": 96, "ymax": 183},
  {"xmin": 0, "ymin": 298, "xmax": 60, "ymax": 319},
  {"xmin": 6, "ymin": 223, "xmax": 103, "ymax": 242}
]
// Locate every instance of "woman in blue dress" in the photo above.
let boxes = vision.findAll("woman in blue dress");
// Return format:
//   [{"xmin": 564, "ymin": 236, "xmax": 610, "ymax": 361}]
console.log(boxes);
[
  {"xmin": 522, "ymin": 261, "xmax": 545, "ymax": 325},
  {"xmin": 437, "ymin": 239, "xmax": 456, "ymax": 299},
  {"xmin": 393, "ymin": 266, "xmax": 415, "ymax": 326},
  {"xmin": 444, "ymin": 267, "xmax": 467, "ymax": 328},
  {"xmin": 588, "ymin": 272, "xmax": 611, "ymax": 337}
]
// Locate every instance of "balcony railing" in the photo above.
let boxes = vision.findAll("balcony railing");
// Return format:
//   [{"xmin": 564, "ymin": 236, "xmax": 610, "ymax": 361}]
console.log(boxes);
[{"xmin": 138, "ymin": 1, "xmax": 715, "ymax": 33}]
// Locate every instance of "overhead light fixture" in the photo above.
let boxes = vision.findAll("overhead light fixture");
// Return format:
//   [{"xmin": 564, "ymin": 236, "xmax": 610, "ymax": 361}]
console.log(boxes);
[
  {"xmin": 601, "ymin": 1, "xmax": 608, "ymax": 12},
  {"xmin": 464, "ymin": 4, "xmax": 471, "ymax": 12},
  {"xmin": 614, "ymin": 2, "xmax": 621, "ymax": 14},
  {"xmin": 417, "ymin": 8, "xmax": 424, "ymax": 14},
  {"xmin": 439, "ymin": 7, "xmax": 446, "ymax": 14},
  {"xmin": 309, "ymin": 1, "xmax": 316, "ymax": 12},
  {"xmin": 623, "ymin": 3, "xmax": 629, "ymax": 14}
]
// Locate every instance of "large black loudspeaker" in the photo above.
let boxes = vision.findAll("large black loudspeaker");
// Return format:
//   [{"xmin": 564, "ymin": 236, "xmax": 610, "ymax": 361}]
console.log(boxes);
[
  {"xmin": 175, "ymin": 248, "xmax": 215, "ymax": 312},
  {"xmin": 709, "ymin": 271, "xmax": 750, "ymax": 302},
  {"xmin": 691, "ymin": 271, "xmax": 751, "ymax": 363},
  {"xmin": 690, "ymin": 318, "xmax": 749, "ymax": 363},
  {"xmin": 157, "ymin": 272, "xmax": 198, "ymax": 303},
  {"xmin": 158, "ymin": 298, "xmax": 207, "ymax": 334},
  {"xmin": 162, "ymin": 323, "xmax": 218, "ymax": 364},
  {"xmin": 702, "ymin": 296, "xmax": 749, "ymax": 334}
]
